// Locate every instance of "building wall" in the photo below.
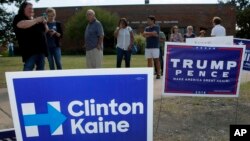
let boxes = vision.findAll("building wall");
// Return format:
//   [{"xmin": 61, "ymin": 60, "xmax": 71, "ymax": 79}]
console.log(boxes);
[{"xmin": 35, "ymin": 4, "xmax": 236, "ymax": 52}]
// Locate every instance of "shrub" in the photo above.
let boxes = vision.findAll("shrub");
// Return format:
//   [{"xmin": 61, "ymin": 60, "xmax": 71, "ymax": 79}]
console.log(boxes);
[
  {"xmin": 0, "ymin": 41, "xmax": 8, "ymax": 57},
  {"xmin": 134, "ymin": 34, "xmax": 146, "ymax": 54},
  {"xmin": 65, "ymin": 7, "xmax": 119, "ymax": 50}
]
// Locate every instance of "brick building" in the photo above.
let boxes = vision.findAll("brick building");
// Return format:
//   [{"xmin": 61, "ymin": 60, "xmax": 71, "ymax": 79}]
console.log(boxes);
[{"xmin": 35, "ymin": 4, "xmax": 236, "ymax": 53}]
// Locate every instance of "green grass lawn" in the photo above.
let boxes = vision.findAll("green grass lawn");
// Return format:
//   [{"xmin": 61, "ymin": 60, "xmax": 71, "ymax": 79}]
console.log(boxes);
[
  {"xmin": 153, "ymin": 81, "xmax": 250, "ymax": 141},
  {"xmin": 0, "ymin": 55, "xmax": 146, "ymax": 88}
]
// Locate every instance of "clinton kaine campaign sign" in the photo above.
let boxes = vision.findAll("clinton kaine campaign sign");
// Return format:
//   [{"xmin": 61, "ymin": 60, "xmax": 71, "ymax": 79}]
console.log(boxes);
[
  {"xmin": 234, "ymin": 38, "xmax": 250, "ymax": 71},
  {"xmin": 5, "ymin": 68, "xmax": 153, "ymax": 141},
  {"xmin": 163, "ymin": 42, "xmax": 245, "ymax": 97}
]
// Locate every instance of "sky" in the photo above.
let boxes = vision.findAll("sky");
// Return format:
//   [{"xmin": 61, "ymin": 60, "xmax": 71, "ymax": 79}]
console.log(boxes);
[{"xmin": 30, "ymin": 0, "xmax": 219, "ymax": 8}]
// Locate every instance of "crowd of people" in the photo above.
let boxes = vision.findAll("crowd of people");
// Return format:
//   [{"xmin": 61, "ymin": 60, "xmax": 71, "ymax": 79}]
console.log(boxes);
[{"xmin": 12, "ymin": 1, "xmax": 227, "ymax": 79}]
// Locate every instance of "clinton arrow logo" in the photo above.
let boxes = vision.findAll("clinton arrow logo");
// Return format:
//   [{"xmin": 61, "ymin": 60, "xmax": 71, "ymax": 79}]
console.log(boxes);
[{"xmin": 21, "ymin": 102, "xmax": 67, "ymax": 137}]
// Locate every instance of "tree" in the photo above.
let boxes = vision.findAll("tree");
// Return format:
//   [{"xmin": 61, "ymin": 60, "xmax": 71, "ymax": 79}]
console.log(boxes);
[
  {"xmin": 219, "ymin": 0, "xmax": 249, "ymax": 10},
  {"xmin": 237, "ymin": 8, "xmax": 250, "ymax": 38},
  {"xmin": 134, "ymin": 34, "xmax": 146, "ymax": 54},
  {"xmin": 218, "ymin": 0, "xmax": 250, "ymax": 38},
  {"xmin": 0, "ymin": 7, "xmax": 15, "ymax": 43},
  {"xmin": 0, "ymin": 0, "xmax": 22, "ymax": 44},
  {"xmin": 65, "ymin": 7, "xmax": 119, "ymax": 51}
]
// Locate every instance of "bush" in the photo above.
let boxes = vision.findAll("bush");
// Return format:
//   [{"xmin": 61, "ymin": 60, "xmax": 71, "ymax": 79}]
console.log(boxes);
[
  {"xmin": 1, "ymin": 49, "xmax": 8, "ymax": 57},
  {"xmin": 0, "ymin": 42, "xmax": 8, "ymax": 57},
  {"xmin": 65, "ymin": 7, "xmax": 119, "ymax": 50},
  {"xmin": 134, "ymin": 34, "xmax": 146, "ymax": 54}
]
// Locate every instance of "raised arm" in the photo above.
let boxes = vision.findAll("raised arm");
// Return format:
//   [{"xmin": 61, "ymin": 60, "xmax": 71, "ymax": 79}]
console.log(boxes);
[
  {"xmin": 114, "ymin": 27, "xmax": 120, "ymax": 38},
  {"xmin": 17, "ymin": 16, "xmax": 44, "ymax": 29}
]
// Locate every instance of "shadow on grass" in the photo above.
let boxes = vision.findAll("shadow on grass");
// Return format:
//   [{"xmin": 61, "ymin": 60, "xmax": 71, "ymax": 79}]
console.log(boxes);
[{"xmin": 153, "ymin": 82, "xmax": 250, "ymax": 141}]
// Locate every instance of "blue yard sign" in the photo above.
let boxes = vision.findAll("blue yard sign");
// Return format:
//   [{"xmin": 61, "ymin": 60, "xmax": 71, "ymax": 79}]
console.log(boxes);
[
  {"xmin": 6, "ymin": 68, "xmax": 153, "ymax": 141},
  {"xmin": 234, "ymin": 38, "xmax": 250, "ymax": 71},
  {"xmin": 163, "ymin": 42, "xmax": 245, "ymax": 97}
]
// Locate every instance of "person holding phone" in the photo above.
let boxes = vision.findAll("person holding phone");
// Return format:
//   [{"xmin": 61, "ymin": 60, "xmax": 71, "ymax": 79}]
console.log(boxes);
[
  {"xmin": 13, "ymin": 1, "xmax": 48, "ymax": 71},
  {"xmin": 45, "ymin": 7, "xmax": 63, "ymax": 70},
  {"xmin": 114, "ymin": 18, "xmax": 134, "ymax": 68}
]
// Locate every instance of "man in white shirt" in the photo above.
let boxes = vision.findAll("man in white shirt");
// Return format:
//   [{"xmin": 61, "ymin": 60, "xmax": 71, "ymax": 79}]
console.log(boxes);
[{"xmin": 211, "ymin": 17, "xmax": 226, "ymax": 37}]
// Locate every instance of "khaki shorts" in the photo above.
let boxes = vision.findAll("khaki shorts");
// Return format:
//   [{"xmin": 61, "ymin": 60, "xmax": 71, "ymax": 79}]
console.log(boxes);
[{"xmin": 86, "ymin": 48, "xmax": 103, "ymax": 68}]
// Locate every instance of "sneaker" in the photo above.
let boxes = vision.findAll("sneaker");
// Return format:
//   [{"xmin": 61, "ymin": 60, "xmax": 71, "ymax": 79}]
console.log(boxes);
[{"xmin": 156, "ymin": 75, "xmax": 161, "ymax": 79}]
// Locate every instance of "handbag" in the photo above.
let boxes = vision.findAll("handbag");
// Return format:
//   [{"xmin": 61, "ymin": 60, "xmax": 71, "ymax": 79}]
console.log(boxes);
[{"xmin": 131, "ymin": 44, "xmax": 138, "ymax": 55}]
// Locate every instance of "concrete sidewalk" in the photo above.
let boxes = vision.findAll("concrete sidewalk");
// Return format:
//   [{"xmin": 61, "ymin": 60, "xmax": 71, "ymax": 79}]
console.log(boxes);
[
  {"xmin": 0, "ymin": 88, "xmax": 13, "ymax": 130},
  {"xmin": 0, "ymin": 71, "xmax": 249, "ymax": 130}
]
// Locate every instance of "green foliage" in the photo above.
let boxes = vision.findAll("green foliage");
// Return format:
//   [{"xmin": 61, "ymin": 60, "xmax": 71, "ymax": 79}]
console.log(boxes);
[
  {"xmin": 218, "ymin": 0, "xmax": 250, "ymax": 39},
  {"xmin": 236, "ymin": 7, "xmax": 250, "ymax": 38},
  {"xmin": 0, "ymin": 0, "xmax": 39, "ymax": 45},
  {"xmin": 1, "ymin": 49, "xmax": 9, "ymax": 57},
  {"xmin": 65, "ymin": 7, "xmax": 119, "ymax": 44},
  {"xmin": 0, "ymin": 41, "xmax": 8, "ymax": 57},
  {"xmin": 218, "ymin": 0, "xmax": 249, "ymax": 10},
  {"xmin": 0, "ymin": 7, "xmax": 15, "ymax": 44},
  {"xmin": 134, "ymin": 34, "xmax": 146, "ymax": 54},
  {"xmin": 0, "ymin": 0, "xmax": 24, "ymax": 4}
]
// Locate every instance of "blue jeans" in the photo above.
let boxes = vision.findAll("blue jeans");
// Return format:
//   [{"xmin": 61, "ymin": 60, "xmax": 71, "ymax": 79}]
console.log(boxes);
[
  {"xmin": 23, "ymin": 54, "xmax": 45, "ymax": 71},
  {"xmin": 47, "ymin": 47, "xmax": 62, "ymax": 70},
  {"xmin": 8, "ymin": 48, "xmax": 14, "ymax": 57},
  {"xmin": 116, "ymin": 47, "xmax": 131, "ymax": 68}
]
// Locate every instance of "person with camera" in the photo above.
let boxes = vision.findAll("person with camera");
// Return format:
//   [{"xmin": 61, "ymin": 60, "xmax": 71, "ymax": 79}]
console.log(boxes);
[
  {"xmin": 45, "ymin": 7, "xmax": 63, "ymax": 70},
  {"xmin": 13, "ymin": 1, "xmax": 49, "ymax": 71}
]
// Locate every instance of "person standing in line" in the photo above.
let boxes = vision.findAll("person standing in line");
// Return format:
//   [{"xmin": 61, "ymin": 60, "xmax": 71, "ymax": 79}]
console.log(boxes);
[
  {"xmin": 143, "ymin": 15, "xmax": 161, "ymax": 79},
  {"xmin": 114, "ymin": 18, "xmax": 134, "ymax": 68},
  {"xmin": 169, "ymin": 25, "xmax": 184, "ymax": 42},
  {"xmin": 46, "ymin": 7, "xmax": 63, "ymax": 70},
  {"xmin": 211, "ymin": 16, "xmax": 226, "ymax": 37},
  {"xmin": 12, "ymin": 2, "xmax": 48, "ymax": 71},
  {"xmin": 8, "ymin": 41, "xmax": 14, "ymax": 57},
  {"xmin": 84, "ymin": 9, "xmax": 104, "ymax": 68},
  {"xmin": 159, "ymin": 31, "xmax": 166, "ymax": 75},
  {"xmin": 183, "ymin": 25, "xmax": 196, "ymax": 42},
  {"xmin": 154, "ymin": 30, "xmax": 166, "ymax": 75},
  {"xmin": 199, "ymin": 30, "xmax": 206, "ymax": 37}
]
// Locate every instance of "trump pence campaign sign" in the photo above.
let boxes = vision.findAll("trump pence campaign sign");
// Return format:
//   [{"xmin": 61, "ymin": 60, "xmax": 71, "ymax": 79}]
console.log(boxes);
[{"xmin": 163, "ymin": 42, "xmax": 245, "ymax": 97}]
